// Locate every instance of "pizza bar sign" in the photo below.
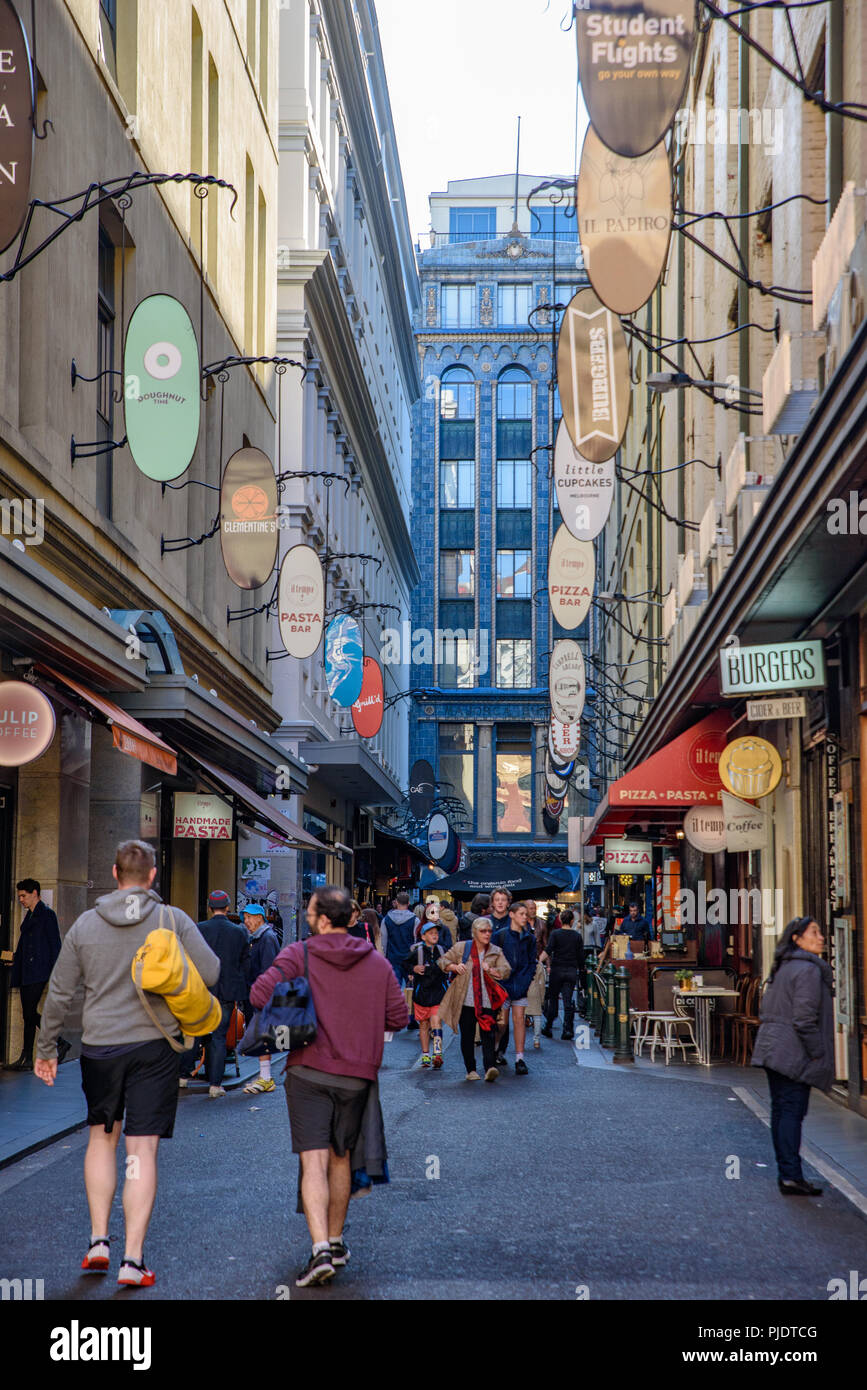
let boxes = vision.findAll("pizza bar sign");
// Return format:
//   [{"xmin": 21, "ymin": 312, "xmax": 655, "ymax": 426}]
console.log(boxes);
[
  {"xmin": 173, "ymin": 792, "xmax": 233, "ymax": 840},
  {"xmin": 604, "ymin": 838, "xmax": 653, "ymax": 873}
]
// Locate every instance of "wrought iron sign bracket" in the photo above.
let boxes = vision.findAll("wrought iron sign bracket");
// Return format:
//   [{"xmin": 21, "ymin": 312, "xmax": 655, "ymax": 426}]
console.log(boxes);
[
  {"xmin": 161, "ymin": 515, "xmax": 220, "ymax": 555},
  {"xmin": 70, "ymin": 434, "xmax": 127, "ymax": 465},
  {"xmin": 275, "ymin": 470, "xmax": 355, "ymax": 498},
  {"xmin": 226, "ymin": 576, "xmax": 279, "ymax": 626},
  {"xmin": 27, "ymin": 0, "xmax": 53, "ymax": 140},
  {"xmin": 326, "ymin": 552, "xmax": 383, "ymax": 574},
  {"xmin": 202, "ymin": 354, "xmax": 307, "ymax": 381}
]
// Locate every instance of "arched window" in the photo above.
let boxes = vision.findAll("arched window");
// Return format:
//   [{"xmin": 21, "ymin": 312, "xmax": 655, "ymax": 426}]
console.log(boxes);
[
  {"xmin": 440, "ymin": 365, "xmax": 475, "ymax": 421},
  {"xmin": 497, "ymin": 365, "xmax": 532, "ymax": 421}
]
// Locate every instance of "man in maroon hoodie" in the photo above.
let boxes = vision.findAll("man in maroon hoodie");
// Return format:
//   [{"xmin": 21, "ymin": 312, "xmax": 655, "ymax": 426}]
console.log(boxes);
[{"xmin": 250, "ymin": 884, "xmax": 408, "ymax": 1288}]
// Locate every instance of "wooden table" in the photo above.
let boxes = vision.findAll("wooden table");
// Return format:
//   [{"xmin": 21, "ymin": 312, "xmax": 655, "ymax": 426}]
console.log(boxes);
[{"xmin": 672, "ymin": 987, "xmax": 740, "ymax": 1066}]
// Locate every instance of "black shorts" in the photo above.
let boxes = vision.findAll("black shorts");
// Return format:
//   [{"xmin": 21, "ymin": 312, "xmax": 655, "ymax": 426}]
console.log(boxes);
[
  {"xmin": 284, "ymin": 1068, "xmax": 371, "ymax": 1156},
  {"xmin": 80, "ymin": 1039, "xmax": 180, "ymax": 1138}
]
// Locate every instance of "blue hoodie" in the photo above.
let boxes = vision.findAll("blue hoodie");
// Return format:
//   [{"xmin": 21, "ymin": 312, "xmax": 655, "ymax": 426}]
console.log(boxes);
[{"xmin": 493, "ymin": 923, "xmax": 537, "ymax": 999}]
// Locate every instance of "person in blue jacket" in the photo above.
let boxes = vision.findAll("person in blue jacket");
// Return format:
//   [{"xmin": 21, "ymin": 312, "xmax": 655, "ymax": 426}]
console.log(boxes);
[
  {"xmin": 8, "ymin": 878, "xmax": 68, "ymax": 1070},
  {"xmin": 493, "ymin": 900, "xmax": 538, "ymax": 1075}
]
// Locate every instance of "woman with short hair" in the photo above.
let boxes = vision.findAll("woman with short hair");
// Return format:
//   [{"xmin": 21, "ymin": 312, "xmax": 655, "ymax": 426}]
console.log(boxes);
[{"xmin": 437, "ymin": 918, "xmax": 511, "ymax": 1083}]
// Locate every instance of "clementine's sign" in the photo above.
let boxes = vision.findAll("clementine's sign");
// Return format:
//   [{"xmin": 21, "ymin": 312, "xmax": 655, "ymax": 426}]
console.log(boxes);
[
  {"xmin": 0, "ymin": 681, "xmax": 55, "ymax": 766},
  {"xmin": 220, "ymin": 448, "xmax": 279, "ymax": 590}
]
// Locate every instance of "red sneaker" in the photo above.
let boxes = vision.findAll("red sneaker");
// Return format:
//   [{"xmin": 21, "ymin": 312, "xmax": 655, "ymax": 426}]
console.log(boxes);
[
  {"xmin": 432, "ymin": 1054, "xmax": 443, "ymax": 1068},
  {"xmin": 81, "ymin": 1238, "xmax": 110, "ymax": 1274},
  {"xmin": 117, "ymin": 1258, "xmax": 156, "ymax": 1287}
]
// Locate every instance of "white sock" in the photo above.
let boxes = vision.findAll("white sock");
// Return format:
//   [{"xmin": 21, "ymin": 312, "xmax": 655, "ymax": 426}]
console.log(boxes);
[
  {"xmin": 312, "ymin": 1240, "xmax": 330, "ymax": 1256},
  {"xmin": 259, "ymin": 1056, "xmax": 272, "ymax": 1081},
  {"xmin": 516, "ymin": 1052, "xmax": 524, "ymax": 1062}
]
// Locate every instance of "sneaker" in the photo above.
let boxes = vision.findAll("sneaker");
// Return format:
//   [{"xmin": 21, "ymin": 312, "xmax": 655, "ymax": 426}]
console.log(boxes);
[
  {"xmin": 533, "ymin": 1037, "xmax": 541, "ymax": 1049},
  {"xmin": 243, "ymin": 1077, "xmax": 276, "ymax": 1094},
  {"xmin": 515, "ymin": 1059, "xmax": 528, "ymax": 1075},
  {"xmin": 81, "ymin": 1238, "xmax": 110, "ymax": 1274},
  {"xmin": 432, "ymin": 1053, "xmax": 443, "ymax": 1069},
  {"xmin": 484, "ymin": 1066, "xmax": 499, "ymax": 1083},
  {"xmin": 465, "ymin": 1071, "xmax": 480, "ymax": 1082},
  {"xmin": 494, "ymin": 1053, "xmax": 508, "ymax": 1067},
  {"xmin": 778, "ymin": 1179, "xmax": 823, "ymax": 1196},
  {"xmin": 420, "ymin": 1054, "xmax": 432, "ymax": 1068},
  {"xmin": 208, "ymin": 1085, "xmax": 226, "ymax": 1098},
  {"xmin": 178, "ymin": 1077, "xmax": 189, "ymax": 1089},
  {"xmin": 329, "ymin": 1238, "xmax": 350, "ymax": 1267},
  {"xmin": 295, "ymin": 1249, "xmax": 335, "ymax": 1287},
  {"xmin": 117, "ymin": 1257, "xmax": 155, "ymax": 1288}
]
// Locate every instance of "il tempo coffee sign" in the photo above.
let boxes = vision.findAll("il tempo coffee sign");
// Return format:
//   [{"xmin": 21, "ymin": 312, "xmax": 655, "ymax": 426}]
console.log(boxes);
[
  {"xmin": 124, "ymin": 296, "xmax": 201, "ymax": 481},
  {"xmin": 576, "ymin": 1, "xmax": 696, "ymax": 159},
  {"xmin": 278, "ymin": 544, "xmax": 324, "ymax": 658},
  {"xmin": 0, "ymin": 681, "xmax": 55, "ymax": 766},
  {"xmin": 549, "ymin": 640, "xmax": 586, "ymax": 724},
  {"xmin": 548, "ymin": 525, "xmax": 595, "ymax": 630},
  {"xmin": 553, "ymin": 422, "xmax": 615, "ymax": 541},
  {"xmin": 683, "ymin": 805, "xmax": 726, "ymax": 854},
  {"xmin": 220, "ymin": 448, "xmax": 279, "ymax": 590},
  {"xmin": 0, "ymin": 0, "xmax": 34, "ymax": 256},
  {"xmin": 577, "ymin": 125, "xmax": 673, "ymax": 315},
  {"xmin": 557, "ymin": 288, "xmax": 630, "ymax": 463}
]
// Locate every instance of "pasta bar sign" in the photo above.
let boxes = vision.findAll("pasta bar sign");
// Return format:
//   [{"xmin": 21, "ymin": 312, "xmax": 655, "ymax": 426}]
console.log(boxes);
[{"xmin": 173, "ymin": 793, "xmax": 233, "ymax": 840}]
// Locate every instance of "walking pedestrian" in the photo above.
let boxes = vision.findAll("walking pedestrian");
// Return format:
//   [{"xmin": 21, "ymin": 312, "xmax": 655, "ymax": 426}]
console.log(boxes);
[
  {"xmin": 438, "ymin": 918, "xmax": 511, "ymax": 1083},
  {"xmin": 382, "ymin": 891, "xmax": 418, "ymax": 984},
  {"xmin": 250, "ymin": 885, "xmax": 408, "ymax": 1287},
  {"xmin": 586, "ymin": 907, "xmax": 607, "ymax": 952},
  {"xmin": 33, "ymin": 840, "xmax": 219, "ymax": 1287},
  {"xmin": 190, "ymin": 890, "xmax": 250, "ymax": 1098},
  {"xmin": 8, "ymin": 879, "xmax": 67, "ymax": 1070},
  {"xmin": 458, "ymin": 893, "xmax": 489, "ymax": 941},
  {"xmin": 540, "ymin": 909, "xmax": 585, "ymax": 1040},
  {"xmin": 437, "ymin": 905, "xmax": 457, "ymax": 951},
  {"xmin": 524, "ymin": 899, "xmax": 548, "ymax": 1050},
  {"xmin": 414, "ymin": 899, "xmax": 440, "ymax": 940},
  {"xmin": 751, "ymin": 916, "xmax": 833, "ymax": 1196},
  {"xmin": 488, "ymin": 888, "xmax": 512, "ymax": 933},
  {"xmin": 403, "ymin": 919, "xmax": 448, "ymax": 1068},
  {"xmin": 241, "ymin": 903, "xmax": 280, "ymax": 1095},
  {"xmin": 493, "ymin": 901, "xmax": 537, "ymax": 1074},
  {"xmin": 349, "ymin": 906, "xmax": 382, "ymax": 952}
]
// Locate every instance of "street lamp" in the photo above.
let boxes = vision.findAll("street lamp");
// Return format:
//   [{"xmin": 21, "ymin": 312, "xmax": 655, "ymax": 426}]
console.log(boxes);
[{"xmin": 646, "ymin": 371, "xmax": 762, "ymax": 399}]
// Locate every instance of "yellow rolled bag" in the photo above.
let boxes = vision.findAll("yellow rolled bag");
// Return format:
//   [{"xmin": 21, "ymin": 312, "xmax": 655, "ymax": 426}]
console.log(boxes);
[{"xmin": 131, "ymin": 906, "xmax": 222, "ymax": 1052}]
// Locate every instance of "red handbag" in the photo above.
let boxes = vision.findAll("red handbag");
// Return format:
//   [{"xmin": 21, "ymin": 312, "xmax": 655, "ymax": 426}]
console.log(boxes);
[{"xmin": 226, "ymin": 1005, "xmax": 246, "ymax": 1050}]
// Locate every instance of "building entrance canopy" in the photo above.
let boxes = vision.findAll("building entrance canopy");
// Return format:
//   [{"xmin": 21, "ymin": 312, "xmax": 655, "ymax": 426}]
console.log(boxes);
[{"xmin": 170, "ymin": 745, "xmax": 331, "ymax": 854}]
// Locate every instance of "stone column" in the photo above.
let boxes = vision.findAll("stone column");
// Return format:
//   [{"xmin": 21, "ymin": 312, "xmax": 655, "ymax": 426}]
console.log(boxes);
[{"xmin": 477, "ymin": 722, "xmax": 494, "ymax": 838}]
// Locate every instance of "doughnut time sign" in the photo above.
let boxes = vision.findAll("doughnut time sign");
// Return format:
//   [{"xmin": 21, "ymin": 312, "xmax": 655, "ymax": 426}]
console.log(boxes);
[{"xmin": 124, "ymin": 295, "xmax": 201, "ymax": 481}]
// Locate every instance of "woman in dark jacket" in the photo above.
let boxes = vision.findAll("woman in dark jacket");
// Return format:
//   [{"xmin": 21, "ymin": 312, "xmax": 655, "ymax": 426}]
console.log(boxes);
[{"xmin": 751, "ymin": 916, "xmax": 834, "ymax": 1196}]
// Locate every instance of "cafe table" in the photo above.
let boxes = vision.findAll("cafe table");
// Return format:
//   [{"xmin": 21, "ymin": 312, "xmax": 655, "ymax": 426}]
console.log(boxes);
[{"xmin": 672, "ymin": 986, "xmax": 740, "ymax": 1067}]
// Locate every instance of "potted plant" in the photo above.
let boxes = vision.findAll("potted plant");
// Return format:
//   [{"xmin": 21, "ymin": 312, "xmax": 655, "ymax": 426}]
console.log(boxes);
[{"xmin": 675, "ymin": 969, "xmax": 694, "ymax": 992}]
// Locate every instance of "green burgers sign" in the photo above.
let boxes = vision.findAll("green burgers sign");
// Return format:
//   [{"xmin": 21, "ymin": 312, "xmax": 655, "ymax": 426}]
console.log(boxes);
[{"xmin": 124, "ymin": 295, "xmax": 201, "ymax": 481}]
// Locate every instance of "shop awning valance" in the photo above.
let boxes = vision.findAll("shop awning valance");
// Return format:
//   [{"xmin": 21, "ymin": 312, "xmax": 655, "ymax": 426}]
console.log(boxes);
[
  {"xmin": 174, "ymin": 747, "xmax": 331, "ymax": 854},
  {"xmin": 38, "ymin": 664, "xmax": 177, "ymax": 775},
  {"xmin": 584, "ymin": 710, "xmax": 731, "ymax": 847}
]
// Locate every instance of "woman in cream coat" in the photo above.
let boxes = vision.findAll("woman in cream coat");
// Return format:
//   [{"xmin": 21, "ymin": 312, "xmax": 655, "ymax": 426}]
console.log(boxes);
[{"xmin": 438, "ymin": 918, "xmax": 511, "ymax": 1082}]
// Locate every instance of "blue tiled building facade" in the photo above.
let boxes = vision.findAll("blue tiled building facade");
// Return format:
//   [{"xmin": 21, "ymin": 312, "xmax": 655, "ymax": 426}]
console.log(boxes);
[{"xmin": 408, "ymin": 177, "xmax": 596, "ymax": 877}]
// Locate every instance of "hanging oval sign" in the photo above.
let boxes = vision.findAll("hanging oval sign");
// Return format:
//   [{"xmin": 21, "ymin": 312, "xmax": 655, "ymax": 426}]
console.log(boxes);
[
  {"xmin": 549, "ymin": 640, "xmax": 586, "ymax": 724},
  {"xmin": 324, "ymin": 614, "xmax": 364, "ymax": 707},
  {"xmin": 409, "ymin": 758, "xmax": 436, "ymax": 820},
  {"xmin": 548, "ymin": 525, "xmax": 595, "ymax": 630},
  {"xmin": 557, "ymin": 287, "xmax": 630, "ymax": 463},
  {"xmin": 0, "ymin": 681, "xmax": 55, "ymax": 766},
  {"xmin": 542, "ymin": 807, "xmax": 562, "ymax": 837},
  {"xmin": 351, "ymin": 657, "xmax": 384, "ymax": 739},
  {"xmin": 124, "ymin": 295, "xmax": 201, "ymax": 481},
  {"xmin": 553, "ymin": 422, "xmax": 615, "ymax": 542},
  {"xmin": 427, "ymin": 812, "xmax": 453, "ymax": 864},
  {"xmin": 576, "ymin": 0, "xmax": 697, "ymax": 159},
  {"xmin": 550, "ymin": 712, "xmax": 581, "ymax": 765},
  {"xmin": 442, "ymin": 833, "xmax": 462, "ymax": 875},
  {"xmin": 0, "ymin": 0, "xmax": 34, "ymax": 256},
  {"xmin": 683, "ymin": 804, "xmax": 726, "ymax": 854},
  {"xmin": 278, "ymin": 544, "xmax": 324, "ymax": 659},
  {"xmin": 718, "ymin": 737, "xmax": 783, "ymax": 801},
  {"xmin": 220, "ymin": 448, "xmax": 279, "ymax": 590},
  {"xmin": 545, "ymin": 757, "xmax": 570, "ymax": 798},
  {"xmin": 545, "ymin": 791, "xmax": 565, "ymax": 820},
  {"xmin": 577, "ymin": 125, "xmax": 673, "ymax": 315}
]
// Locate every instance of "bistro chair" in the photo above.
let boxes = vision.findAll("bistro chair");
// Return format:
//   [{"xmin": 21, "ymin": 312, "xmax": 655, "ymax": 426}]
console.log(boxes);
[
  {"xmin": 712, "ymin": 972, "xmax": 751, "ymax": 1058},
  {"xmin": 647, "ymin": 1012, "xmax": 700, "ymax": 1066},
  {"xmin": 732, "ymin": 977, "xmax": 763, "ymax": 1066}
]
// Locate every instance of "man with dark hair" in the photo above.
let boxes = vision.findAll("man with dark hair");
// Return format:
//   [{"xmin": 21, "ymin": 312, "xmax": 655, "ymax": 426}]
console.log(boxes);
[
  {"xmin": 251, "ymin": 885, "xmax": 408, "ymax": 1287},
  {"xmin": 192, "ymin": 890, "xmax": 250, "ymax": 1098},
  {"xmin": 241, "ymin": 903, "xmax": 280, "ymax": 1095},
  {"xmin": 382, "ymin": 890, "xmax": 419, "ymax": 1029},
  {"xmin": 34, "ymin": 840, "xmax": 218, "ymax": 1288},
  {"xmin": 458, "ymin": 892, "xmax": 489, "ymax": 942},
  {"xmin": 9, "ymin": 877, "xmax": 65, "ymax": 1070},
  {"xmin": 493, "ymin": 901, "xmax": 537, "ymax": 1075},
  {"xmin": 540, "ymin": 909, "xmax": 585, "ymax": 1041},
  {"xmin": 623, "ymin": 901, "xmax": 652, "ymax": 947}
]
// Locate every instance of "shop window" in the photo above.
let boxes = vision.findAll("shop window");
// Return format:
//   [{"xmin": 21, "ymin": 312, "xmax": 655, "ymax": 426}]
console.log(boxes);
[
  {"xmin": 497, "ymin": 549, "xmax": 531, "ymax": 598},
  {"xmin": 438, "ymin": 723, "xmax": 474, "ymax": 825},
  {"xmin": 496, "ymin": 725, "xmax": 532, "ymax": 834},
  {"xmin": 496, "ymin": 639, "xmax": 531, "ymax": 689},
  {"xmin": 440, "ymin": 550, "xmax": 475, "ymax": 598}
]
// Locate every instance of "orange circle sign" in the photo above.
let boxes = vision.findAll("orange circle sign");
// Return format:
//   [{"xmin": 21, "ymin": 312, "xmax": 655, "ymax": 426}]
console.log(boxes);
[{"xmin": 0, "ymin": 682, "xmax": 56, "ymax": 766}]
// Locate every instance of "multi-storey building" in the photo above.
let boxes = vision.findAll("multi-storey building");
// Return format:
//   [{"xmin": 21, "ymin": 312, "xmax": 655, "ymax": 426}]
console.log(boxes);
[{"xmin": 408, "ymin": 175, "xmax": 596, "ymax": 882}]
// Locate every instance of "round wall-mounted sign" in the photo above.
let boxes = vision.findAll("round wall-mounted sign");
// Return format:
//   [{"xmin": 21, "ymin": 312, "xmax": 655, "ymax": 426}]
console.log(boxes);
[
  {"xmin": 0, "ymin": 681, "xmax": 55, "ymax": 766},
  {"xmin": 427, "ymin": 812, "xmax": 452, "ymax": 863},
  {"xmin": 557, "ymin": 288, "xmax": 630, "ymax": 463},
  {"xmin": 718, "ymin": 737, "xmax": 783, "ymax": 801},
  {"xmin": 324, "ymin": 615, "xmax": 364, "ymax": 707},
  {"xmin": 442, "ymin": 832, "xmax": 462, "ymax": 875},
  {"xmin": 545, "ymin": 755, "xmax": 570, "ymax": 798},
  {"xmin": 542, "ymin": 807, "xmax": 562, "ymax": 837},
  {"xmin": 0, "ymin": 0, "xmax": 34, "ymax": 256},
  {"xmin": 683, "ymin": 804, "xmax": 726, "ymax": 854},
  {"xmin": 577, "ymin": 126, "xmax": 673, "ymax": 315},
  {"xmin": 576, "ymin": 0, "xmax": 697, "ymax": 159},
  {"xmin": 220, "ymin": 448, "xmax": 279, "ymax": 590},
  {"xmin": 549, "ymin": 640, "xmax": 586, "ymax": 725},
  {"xmin": 278, "ymin": 544, "xmax": 324, "ymax": 659},
  {"xmin": 550, "ymin": 712, "xmax": 581, "ymax": 764},
  {"xmin": 351, "ymin": 657, "xmax": 384, "ymax": 739},
  {"xmin": 124, "ymin": 295, "xmax": 201, "ymax": 481},
  {"xmin": 548, "ymin": 525, "xmax": 595, "ymax": 631},
  {"xmin": 545, "ymin": 791, "xmax": 565, "ymax": 820},
  {"xmin": 409, "ymin": 759, "xmax": 436, "ymax": 820},
  {"xmin": 553, "ymin": 422, "xmax": 615, "ymax": 542}
]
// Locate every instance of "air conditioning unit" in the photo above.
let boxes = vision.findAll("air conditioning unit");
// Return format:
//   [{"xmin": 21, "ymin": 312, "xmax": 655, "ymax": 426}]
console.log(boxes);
[
  {"xmin": 825, "ymin": 270, "xmax": 864, "ymax": 379},
  {"xmin": 662, "ymin": 585, "xmax": 678, "ymax": 639},
  {"xmin": 812, "ymin": 182, "xmax": 867, "ymax": 331},
  {"xmin": 698, "ymin": 489, "xmax": 733, "ymax": 569},
  {"xmin": 762, "ymin": 333, "xmax": 823, "ymax": 435},
  {"xmin": 725, "ymin": 434, "xmax": 777, "ymax": 516},
  {"xmin": 677, "ymin": 549, "xmax": 708, "ymax": 608}
]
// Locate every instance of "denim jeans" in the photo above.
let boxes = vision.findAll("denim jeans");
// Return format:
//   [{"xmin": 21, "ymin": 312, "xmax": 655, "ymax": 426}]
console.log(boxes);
[
  {"xmin": 766, "ymin": 1067, "xmax": 811, "ymax": 1182},
  {"xmin": 204, "ymin": 1002, "xmax": 235, "ymax": 1087}
]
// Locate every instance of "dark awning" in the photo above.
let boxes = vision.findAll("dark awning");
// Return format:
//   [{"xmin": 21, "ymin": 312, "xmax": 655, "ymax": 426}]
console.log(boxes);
[{"xmin": 431, "ymin": 854, "xmax": 569, "ymax": 897}]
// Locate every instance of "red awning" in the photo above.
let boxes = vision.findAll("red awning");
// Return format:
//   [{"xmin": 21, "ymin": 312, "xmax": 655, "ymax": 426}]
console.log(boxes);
[
  {"xmin": 38, "ymin": 665, "xmax": 178, "ymax": 776},
  {"xmin": 584, "ymin": 710, "xmax": 731, "ymax": 846}
]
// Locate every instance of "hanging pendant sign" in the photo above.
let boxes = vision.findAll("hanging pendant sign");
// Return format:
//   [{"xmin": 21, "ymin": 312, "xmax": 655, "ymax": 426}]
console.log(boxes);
[
  {"xmin": 683, "ymin": 804, "xmax": 726, "ymax": 854},
  {"xmin": 124, "ymin": 295, "xmax": 201, "ymax": 481},
  {"xmin": 576, "ymin": 1, "xmax": 697, "ymax": 159},
  {"xmin": 549, "ymin": 712, "xmax": 581, "ymax": 765},
  {"xmin": 220, "ymin": 448, "xmax": 279, "ymax": 590},
  {"xmin": 427, "ymin": 812, "xmax": 453, "ymax": 864},
  {"xmin": 351, "ymin": 657, "xmax": 384, "ymax": 739},
  {"xmin": 0, "ymin": 0, "xmax": 34, "ymax": 256},
  {"xmin": 409, "ymin": 758, "xmax": 436, "ymax": 820},
  {"xmin": 718, "ymin": 737, "xmax": 783, "ymax": 801},
  {"xmin": 553, "ymin": 422, "xmax": 615, "ymax": 541},
  {"xmin": 548, "ymin": 525, "xmax": 595, "ymax": 630},
  {"xmin": 721, "ymin": 791, "xmax": 771, "ymax": 852},
  {"xmin": 324, "ymin": 615, "xmax": 364, "ymax": 707},
  {"xmin": 546, "ymin": 752, "xmax": 574, "ymax": 795},
  {"xmin": 543, "ymin": 807, "xmax": 562, "ymax": 837},
  {"xmin": 577, "ymin": 125, "xmax": 673, "ymax": 315},
  {"xmin": 557, "ymin": 287, "xmax": 630, "ymax": 463},
  {"xmin": 278, "ymin": 544, "xmax": 324, "ymax": 658},
  {"xmin": 0, "ymin": 681, "xmax": 55, "ymax": 766},
  {"xmin": 549, "ymin": 640, "xmax": 586, "ymax": 724}
]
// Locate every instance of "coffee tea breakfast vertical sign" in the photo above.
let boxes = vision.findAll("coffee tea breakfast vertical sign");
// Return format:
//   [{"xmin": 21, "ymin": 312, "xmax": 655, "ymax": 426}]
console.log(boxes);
[{"xmin": 0, "ymin": 0, "xmax": 34, "ymax": 256}]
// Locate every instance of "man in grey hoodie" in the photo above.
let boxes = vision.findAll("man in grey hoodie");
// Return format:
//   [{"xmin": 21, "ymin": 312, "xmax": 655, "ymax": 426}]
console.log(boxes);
[{"xmin": 34, "ymin": 839, "xmax": 219, "ymax": 1289}]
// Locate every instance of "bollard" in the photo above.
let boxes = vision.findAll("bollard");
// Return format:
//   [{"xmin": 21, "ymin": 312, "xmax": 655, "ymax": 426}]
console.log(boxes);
[
  {"xmin": 587, "ymin": 968, "xmax": 598, "ymax": 1033},
  {"xmin": 612, "ymin": 965, "xmax": 635, "ymax": 1064},
  {"xmin": 601, "ymin": 962, "xmax": 617, "ymax": 1049}
]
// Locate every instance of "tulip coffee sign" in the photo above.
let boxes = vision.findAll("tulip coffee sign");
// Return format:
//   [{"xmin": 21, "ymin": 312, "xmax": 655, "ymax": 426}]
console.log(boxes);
[
  {"xmin": 557, "ymin": 288, "xmax": 630, "ymax": 463},
  {"xmin": 549, "ymin": 640, "xmax": 586, "ymax": 725},
  {"xmin": 220, "ymin": 448, "xmax": 279, "ymax": 590},
  {"xmin": 553, "ymin": 422, "xmax": 615, "ymax": 541},
  {"xmin": 548, "ymin": 525, "xmax": 595, "ymax": 630},
  {"xmin": 278, "ymin": 544, "xmax": 324, "ymax": 659},
  {"xmin": 577, "ymin": 125, "xmax": 673, "ymax": 315},
  {"xmin": 409, "ymin": 758, "xmax": 436, "ymax": 820},
  {"xmin": 0, "ymin": 681, "xmax": 55, "ymax": 766},
  {"xmin": 0, "ymin": 0, "xmax": 33, "ymax": 256},
  {"xmin": 351, "ymin": 657, "xmax": 384, "ymax": 740},
  {"xmin": 721, "ymin": 791, "xmax": 770, "ymax": 853},
  {"xmin": 124, "ymin": 295, "xmax": 201, "ymax": 481},
  {"xmin": 324, "ymin": 615, "xmax": 364, "ymax": 707},
  {"xmin": 576, "ymin": 1, "xmax": 697, "ymax": 159}
]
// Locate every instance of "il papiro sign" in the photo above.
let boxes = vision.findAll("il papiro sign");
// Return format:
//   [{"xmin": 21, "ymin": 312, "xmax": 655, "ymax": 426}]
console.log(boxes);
[{"xmin": 173, "ymin": 792, "xmax": 233, "ymax": 840}]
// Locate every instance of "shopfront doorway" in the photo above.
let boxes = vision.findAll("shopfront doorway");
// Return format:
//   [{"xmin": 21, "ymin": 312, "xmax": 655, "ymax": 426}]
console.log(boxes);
[{"xmin": 0, "ymin": 782, "xmax": 17, "ymax": 1060}]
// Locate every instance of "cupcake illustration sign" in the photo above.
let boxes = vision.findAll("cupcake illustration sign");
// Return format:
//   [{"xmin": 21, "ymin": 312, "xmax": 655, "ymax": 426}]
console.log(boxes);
[{"xmin": 718, "ymin": 737, "xmax": 782, "ymax": 801}]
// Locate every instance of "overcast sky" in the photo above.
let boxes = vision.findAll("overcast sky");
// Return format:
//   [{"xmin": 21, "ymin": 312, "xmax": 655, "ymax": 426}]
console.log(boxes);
[{"xmin": 375, "ymin": 0, "xmax": 589, "ymax": 248}]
